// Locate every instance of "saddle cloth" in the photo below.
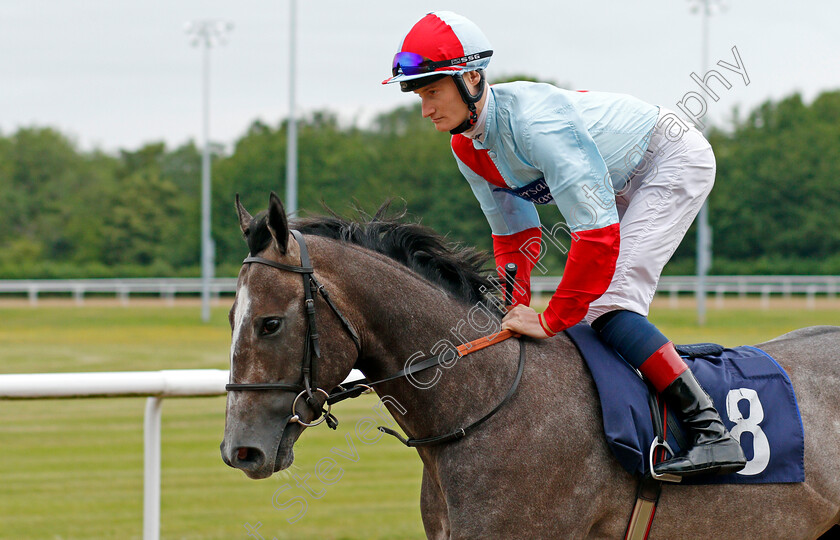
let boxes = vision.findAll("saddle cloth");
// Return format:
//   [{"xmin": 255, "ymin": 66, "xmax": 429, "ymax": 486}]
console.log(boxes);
[{"xmin": 565, "ymin": 324, "xmax": 805, "ymax": 484}]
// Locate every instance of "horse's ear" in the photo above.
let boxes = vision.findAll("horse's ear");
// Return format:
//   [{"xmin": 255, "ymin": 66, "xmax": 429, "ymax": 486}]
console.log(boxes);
[
  {"xmin": 267, "ymin": 191, "xmax": 289, "ymax": 254},
  {"xmin": 235, "ymin": 194, "xmax": 253, "ymax": 237}
]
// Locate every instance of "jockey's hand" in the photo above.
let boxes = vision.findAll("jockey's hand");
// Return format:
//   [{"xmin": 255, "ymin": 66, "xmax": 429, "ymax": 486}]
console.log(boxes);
[{"xmin": 501, "ymin": 305, "xmax": 551, "ymax": 339}]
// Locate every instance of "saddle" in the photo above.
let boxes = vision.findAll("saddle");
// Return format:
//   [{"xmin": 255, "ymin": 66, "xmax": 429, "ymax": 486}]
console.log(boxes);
[{"xmin": 564, "ymin": 323, "xmax": 805, "ymax": 485}]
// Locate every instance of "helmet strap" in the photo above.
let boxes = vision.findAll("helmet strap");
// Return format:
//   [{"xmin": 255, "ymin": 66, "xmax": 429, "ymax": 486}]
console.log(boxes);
[{"xmin": 449, "ymin": 70, "xmax": 486, "ymax": 135}]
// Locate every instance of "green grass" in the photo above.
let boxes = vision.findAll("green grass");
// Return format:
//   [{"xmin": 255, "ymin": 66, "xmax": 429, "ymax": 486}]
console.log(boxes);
[
  {"xmin": 648, "ymin": 302, "xmax": 839, "ymax": 346},
  {"xmin": 0, "ymin": 302, "xmax": 837, "ymax": 539}
]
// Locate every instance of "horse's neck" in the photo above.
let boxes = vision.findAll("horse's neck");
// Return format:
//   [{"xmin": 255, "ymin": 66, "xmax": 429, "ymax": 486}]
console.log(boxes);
[{"xmin": 316, "ymin": 240, "xmax": 522, "ymax": 449}]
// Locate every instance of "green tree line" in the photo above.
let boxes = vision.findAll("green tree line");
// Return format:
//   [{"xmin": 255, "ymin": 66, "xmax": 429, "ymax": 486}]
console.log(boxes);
[{"xmin": 1, "ymin": 89, "xmax": 838, "ymax": 279}]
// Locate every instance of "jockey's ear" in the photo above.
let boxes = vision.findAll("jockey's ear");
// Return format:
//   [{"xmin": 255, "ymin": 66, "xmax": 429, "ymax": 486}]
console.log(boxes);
[
  {"xmin": 235, "ymin": 194, "xmax": 253, "ymax": 237},
  {"xmin": 464, "ymin": 70, "xmax": 483, "ymax": 87},
  {"xmin": 266, "ymin": 191, "xmax": 289, "ymax": 255}
]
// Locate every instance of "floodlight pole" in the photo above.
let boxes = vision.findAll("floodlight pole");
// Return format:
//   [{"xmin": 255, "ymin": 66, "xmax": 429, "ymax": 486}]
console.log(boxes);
[
  {"xmin": 200, "ymin": 37, "xmax": 214, "ymax": 324},
  {"xmin": 286, "ymin": 0, "xmax": 299, "ymax": 215},
  {"xmin": 689, "ymin": 0, "xmax": 723, "ymax": 325},
  {"xmin": 186, "ymin": 20, "xmax": 233, "ymax": 322}
]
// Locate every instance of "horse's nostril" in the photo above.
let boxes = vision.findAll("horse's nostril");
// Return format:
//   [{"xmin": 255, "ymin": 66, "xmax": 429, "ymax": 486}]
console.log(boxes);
[{"xmin": 233, "ymin": 446, "xmax": 265, "ymax": 468}]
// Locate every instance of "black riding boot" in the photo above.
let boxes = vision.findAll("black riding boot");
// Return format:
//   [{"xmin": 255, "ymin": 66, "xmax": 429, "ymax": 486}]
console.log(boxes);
[
  {"xmin": 592, "ymin": 311, "xmax": 747, "ymax": 478},
  {"xmin": 653, "ymin": 368, "xmax": 747, "ymax": 477}
]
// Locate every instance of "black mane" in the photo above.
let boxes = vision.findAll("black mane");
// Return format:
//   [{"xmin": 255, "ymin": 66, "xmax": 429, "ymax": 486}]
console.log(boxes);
[{"xmin": 245, "ymin": 203, "xmax": 495, "ymax": 306}]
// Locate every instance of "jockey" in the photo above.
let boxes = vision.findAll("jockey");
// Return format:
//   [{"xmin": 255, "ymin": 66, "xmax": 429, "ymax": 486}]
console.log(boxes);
[{"xmin": 383, "ymin": 11, "xmax": 746, "ymax": 478}]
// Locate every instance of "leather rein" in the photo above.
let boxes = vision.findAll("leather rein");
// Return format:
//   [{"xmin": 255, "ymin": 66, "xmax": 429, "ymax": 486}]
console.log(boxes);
[{"xmin": 225, "ymin": 229, "xmax": 526, "ymax": 447}]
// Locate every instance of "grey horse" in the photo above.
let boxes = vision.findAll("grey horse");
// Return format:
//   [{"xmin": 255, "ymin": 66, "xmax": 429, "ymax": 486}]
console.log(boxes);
[{"xmin": 221, "ymin": 193, "xmax": 840, "ymax": 539}]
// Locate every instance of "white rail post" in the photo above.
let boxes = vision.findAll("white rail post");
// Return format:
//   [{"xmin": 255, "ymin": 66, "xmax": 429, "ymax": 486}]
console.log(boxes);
[
  {"xmin": 28, "ymin": 285, "xmax": 38, "ymax": 306},
  {"xmin": 761, "ymin": 285, "xmax": 771, "ymax": 310},
  {"xmin": 715, "ymin": 284, "xmax": 726, "ymax": 309},
  {"xmin": 73, "ymin": 285, "xmax": 85, "ymax": 306},
  {"xmin": 118, "ymin": 286, "xmax": 130, "ymax": 306},
  {"xmin": 143, "ymin": 397, "xmax": 162, "ymax": 540},
  {"xmin": 806, "ymin": 285, "xmax": 816, "ymax": 310}
]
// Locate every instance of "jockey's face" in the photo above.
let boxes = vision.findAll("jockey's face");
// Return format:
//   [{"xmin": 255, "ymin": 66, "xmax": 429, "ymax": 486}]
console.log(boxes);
[{"xmin": 415, "ymin": 72, "xmax": 482, "ymax": 133}]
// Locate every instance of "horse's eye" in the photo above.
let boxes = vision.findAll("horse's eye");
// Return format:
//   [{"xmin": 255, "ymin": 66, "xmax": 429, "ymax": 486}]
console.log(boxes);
[{"xmin": 260, "ymin": 318, "xmax": 283, "ymax": 336}]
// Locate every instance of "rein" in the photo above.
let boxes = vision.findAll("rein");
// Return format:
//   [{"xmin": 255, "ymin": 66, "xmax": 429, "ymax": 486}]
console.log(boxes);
[
  {"xmin": 376, "ymin": 336, "xmax": 525, "ymax": 447},
  {"xmin": 325, "ymin": 329, "xmax": 518, "ymax": 405},
  {"xmin": 225, "ymin": 229, "xmax": 525, "ymax": 447}
]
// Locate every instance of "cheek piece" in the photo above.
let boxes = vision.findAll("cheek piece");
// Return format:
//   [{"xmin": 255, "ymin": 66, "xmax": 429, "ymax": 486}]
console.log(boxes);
[{"xmin": 449, "ymin": 70, "xmax": 487, "ymax": 135}]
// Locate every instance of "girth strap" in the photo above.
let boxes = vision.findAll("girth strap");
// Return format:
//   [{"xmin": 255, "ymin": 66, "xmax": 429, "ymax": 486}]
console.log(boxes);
[
  {"xmin": 625, "ymin": 381, "xmax": 681, "ymax": 540},
  {"xmin": 625, "ymin": 475, "xmax": 662, "ymax": 540}
]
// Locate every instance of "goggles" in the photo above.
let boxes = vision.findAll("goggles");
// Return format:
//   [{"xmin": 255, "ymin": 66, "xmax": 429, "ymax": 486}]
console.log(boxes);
[{"xmin": 391, "ymin": 49, "xmax": 493, "ymax": 77}]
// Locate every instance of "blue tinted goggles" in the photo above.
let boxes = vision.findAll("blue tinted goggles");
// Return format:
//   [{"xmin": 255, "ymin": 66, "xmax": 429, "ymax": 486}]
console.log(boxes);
[{"xmin": 391, "ymin": 50, "xmax": 493, "ymax": 77}]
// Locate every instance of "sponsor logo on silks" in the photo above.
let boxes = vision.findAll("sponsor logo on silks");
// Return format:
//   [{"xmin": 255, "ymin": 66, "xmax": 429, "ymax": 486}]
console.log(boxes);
[{"xmin": 493, "ymin": 178, "xmax": 554, "ymax": 205}]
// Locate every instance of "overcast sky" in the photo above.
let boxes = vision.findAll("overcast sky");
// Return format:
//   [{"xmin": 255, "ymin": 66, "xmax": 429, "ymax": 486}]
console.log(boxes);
[{"xmin": 2, "ymin": 0, "xmax": 838, "ymax": 152}]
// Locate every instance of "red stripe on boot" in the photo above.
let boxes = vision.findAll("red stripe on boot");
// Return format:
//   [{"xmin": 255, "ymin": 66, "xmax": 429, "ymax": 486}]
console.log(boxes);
[{"xmin": 638, "ymin": 342, "xmax": 688, "ymax": 393}]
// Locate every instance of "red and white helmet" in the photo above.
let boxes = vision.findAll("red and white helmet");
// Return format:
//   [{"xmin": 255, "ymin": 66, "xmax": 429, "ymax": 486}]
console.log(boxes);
[{"xmin": 382, "ymin": 11, "xmax": 493, "ymax": 92}]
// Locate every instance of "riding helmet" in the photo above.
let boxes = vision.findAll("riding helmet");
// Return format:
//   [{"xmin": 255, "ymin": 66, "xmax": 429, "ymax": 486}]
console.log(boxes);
[{"xmin": 382, "ymin": 11, "xmax": 493, "ymax": 134}]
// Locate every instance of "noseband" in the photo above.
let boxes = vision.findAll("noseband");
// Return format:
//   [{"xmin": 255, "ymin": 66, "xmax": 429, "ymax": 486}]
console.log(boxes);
[{"xmin": 225, "ymin": 229, "xmax": 361, "ymax": 428}]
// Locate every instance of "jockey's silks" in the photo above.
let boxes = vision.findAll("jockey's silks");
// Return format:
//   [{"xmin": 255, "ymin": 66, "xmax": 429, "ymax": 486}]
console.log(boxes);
[{"xmin": 451, "ymin": 82, "xmax": 658, "ymax": 333}]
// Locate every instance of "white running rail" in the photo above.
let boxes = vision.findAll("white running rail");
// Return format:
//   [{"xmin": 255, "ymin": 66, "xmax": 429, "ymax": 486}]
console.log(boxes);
[
  {"xmin": 1, "ymin": 276, "xmax": 838, "ymax": 306},
  {"xmin": 0, "ymin": 369, "xmax": 228, "ymax": 540},
  {"xmin": 0, "ymin": 369, "xmax": 362, "ymax": 540}
]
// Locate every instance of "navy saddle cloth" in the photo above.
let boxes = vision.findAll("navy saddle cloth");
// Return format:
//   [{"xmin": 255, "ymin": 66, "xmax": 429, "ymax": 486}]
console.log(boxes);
[{"xmin": 565, "ymin": 324, "xmax": 805, "ymax": 485}]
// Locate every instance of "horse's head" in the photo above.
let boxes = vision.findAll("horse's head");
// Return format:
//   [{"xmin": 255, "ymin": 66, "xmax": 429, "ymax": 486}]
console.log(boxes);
[{"xmin": 220, "ymin": 192, "xmax": 360, "ymax": 479}]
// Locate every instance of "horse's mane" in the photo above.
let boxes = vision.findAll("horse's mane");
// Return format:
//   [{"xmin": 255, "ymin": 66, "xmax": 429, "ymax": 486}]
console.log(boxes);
[{"xmin": 247, "ymin": 202, "xmax": 495, "ymax": 306}]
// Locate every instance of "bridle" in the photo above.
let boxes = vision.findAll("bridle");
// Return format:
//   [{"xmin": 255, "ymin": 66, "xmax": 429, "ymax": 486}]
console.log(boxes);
[
  {"xmin": 225, "ymin": 229, "xmax": 361, "ymax": 428},
  {"xmin": 225, "ymin": 229, "xmax": 526, "ymax": 447}
]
